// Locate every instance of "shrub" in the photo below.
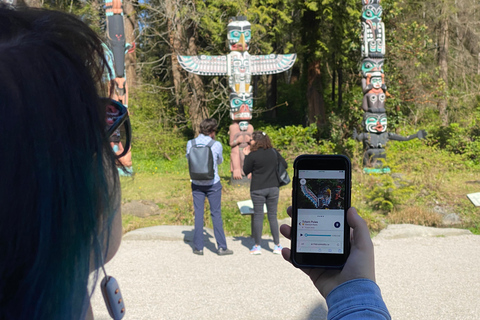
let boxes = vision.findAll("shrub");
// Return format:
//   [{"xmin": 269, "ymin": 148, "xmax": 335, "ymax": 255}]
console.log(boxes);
[
  {"xmin": 129, "ymin": 90, "xmax": 187, "ymax": 161},
  {"xmin": 264, "ymin": 124, "xmax": 335, "ymax": 160}
]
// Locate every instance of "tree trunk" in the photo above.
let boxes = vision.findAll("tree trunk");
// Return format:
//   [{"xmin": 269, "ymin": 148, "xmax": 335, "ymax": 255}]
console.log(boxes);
[
  {"xmin": 124, "ymin": 0, "xmax": 137, "ymax": 90},
  {"xmin": 331, "ymin": 54, "xmax": 336, "ymax": 102},
  {"xmin": 186, "ymin": 33, "xmax": 207, "ymax": 136},
  {"xmin": 438, "ymin": 6, "xmax": 449, "ymax": 126},
  {"xmin": 307, "ymin": 59, "xmax": 327, "ymax": 128},
  {"xmin": 166, "ymin": 0, "xmax": 185, "ymax": 118},
  {"xmin": 266, "ymin": 74, "xmax": 278, "ymax": 118},
  {"xmin": 337, "ymin": 65, "xmax": 343, "ymax": 109},
  {"xmin": 478, "ymin": 53, "xmax": 480, "ymax": 75},
  {"xmin": 266, "ymin": 33, "xmax": 278, "ymax": 119}
]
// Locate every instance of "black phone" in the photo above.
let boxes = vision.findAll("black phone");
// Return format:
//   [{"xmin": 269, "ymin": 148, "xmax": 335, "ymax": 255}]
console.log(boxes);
[{"xmin": 291, "ymin": 154, "xmax": 351, "ymax": 269}]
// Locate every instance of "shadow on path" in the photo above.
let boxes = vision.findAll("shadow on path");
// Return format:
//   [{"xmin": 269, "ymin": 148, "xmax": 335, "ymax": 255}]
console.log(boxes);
[
  {"xmin": 232, "ymin": 236, "xmax": 277, "ymax": 253},
  {"xmin": 182, "ymin": 228, "xmax": 218, "ymax": 253}
]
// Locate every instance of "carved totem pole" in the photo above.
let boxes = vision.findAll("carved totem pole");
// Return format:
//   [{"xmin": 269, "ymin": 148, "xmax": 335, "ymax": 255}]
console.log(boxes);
[
  {"xmin": 354, "ymin": 0, "xmax": 426, "ymax": 172},
  {"xmin": 178, "ymin": 16, "xmax": 296, "ymax": 182},
  {"xmin": 105, "ymin": 0, "xmax": 134, "ymax": 174}
]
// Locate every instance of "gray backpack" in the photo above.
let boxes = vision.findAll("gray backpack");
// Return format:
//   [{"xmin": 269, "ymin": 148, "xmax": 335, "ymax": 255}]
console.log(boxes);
[{"xmin": 188, "ymin": 139, "xmax": 216, "ymax": 180}]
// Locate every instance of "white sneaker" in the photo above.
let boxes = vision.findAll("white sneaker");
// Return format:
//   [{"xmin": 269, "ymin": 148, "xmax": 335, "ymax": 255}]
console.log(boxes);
[
  {"xmin": 273, "ymin": 245, "xmax": 283, "ymax": 255},
  {"xmin": 250, "ymin": 245, "xmax": 262, "ymax": 255}
]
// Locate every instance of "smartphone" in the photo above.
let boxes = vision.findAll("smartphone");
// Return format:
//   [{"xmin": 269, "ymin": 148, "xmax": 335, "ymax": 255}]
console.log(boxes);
[{"xmin": 291, "ymin": 155, "xmax": 351, "ymax": 268}]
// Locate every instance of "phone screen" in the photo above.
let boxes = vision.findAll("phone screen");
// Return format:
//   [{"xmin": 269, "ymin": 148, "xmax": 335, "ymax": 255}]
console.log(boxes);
[
  {"xmin": 291, "ymin": 155, "xmax": 351, "ymax": 268},
  {"xmin": 296, "ymin": 170, "xmax": 346, "ymax": 254}
]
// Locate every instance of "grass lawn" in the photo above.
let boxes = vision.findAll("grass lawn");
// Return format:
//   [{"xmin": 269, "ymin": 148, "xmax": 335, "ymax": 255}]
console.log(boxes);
[
  {"xmin": 119, "ymin": 156, "xmax": 292, "ymax": 237},
  {"xmin": 120, "ymin": 141, "xmax": 480, "ymax": 237}
]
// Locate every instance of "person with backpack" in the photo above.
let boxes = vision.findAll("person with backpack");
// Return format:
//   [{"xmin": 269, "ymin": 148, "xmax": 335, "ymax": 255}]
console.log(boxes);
[{"xmin": 186, "ymin": 118, "xmax": 233, "ymax": 256}]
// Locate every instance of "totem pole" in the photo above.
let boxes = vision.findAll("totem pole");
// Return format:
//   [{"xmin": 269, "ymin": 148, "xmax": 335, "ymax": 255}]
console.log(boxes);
[
  {"xmin": 105, "ymin": 0, "xmax": 134, "ymax": 174},
  {"xmin": 354, "ymin": 0, "xmax": 426, "ymax": 172},
  {"xmin": 178, "ymin": 16, "xmax": 296, "ymax": 183}
]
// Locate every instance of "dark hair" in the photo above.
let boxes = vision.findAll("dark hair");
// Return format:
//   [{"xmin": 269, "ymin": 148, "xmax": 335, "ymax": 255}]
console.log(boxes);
[
  {"xmin": 0, "ymin": 6, "xmax": 119, "ymax": 319},
  {"xmin": 199, "ymin": 118, "xmax": 218, "ymax": 135},
  {"xmin": 250, "ymin": 131, "xmax": 273, "ymax": 152}
]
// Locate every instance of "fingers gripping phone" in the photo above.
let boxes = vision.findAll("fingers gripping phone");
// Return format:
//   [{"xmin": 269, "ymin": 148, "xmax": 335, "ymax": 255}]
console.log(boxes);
[{"xmin": 291, "ymin": 155, "xmax": 351, "ymax": 268}]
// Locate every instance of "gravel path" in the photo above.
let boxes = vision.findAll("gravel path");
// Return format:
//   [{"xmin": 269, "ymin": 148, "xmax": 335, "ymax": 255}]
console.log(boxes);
[{"xmin": 90, "ymin": 223, "xmax": 480, "ymax": 320}]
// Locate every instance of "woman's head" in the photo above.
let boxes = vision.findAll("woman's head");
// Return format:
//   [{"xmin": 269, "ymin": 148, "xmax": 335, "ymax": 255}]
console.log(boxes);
[
  {"xmin": 250, "ymin": 131, "xmax": 273, "ymax": 151},
  {"xmin": 0, "ymin": 6, "xmax": 118, "ymax": 319}
]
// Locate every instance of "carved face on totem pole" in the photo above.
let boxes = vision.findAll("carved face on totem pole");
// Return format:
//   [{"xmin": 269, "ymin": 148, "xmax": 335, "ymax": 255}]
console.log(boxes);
[
  {"xmin": 361, "ymin": 58, "xmax": 386, "ymax": 94},
  {"xmin": 361, "ymin": 0, "xmax": 385, "ymax": 58},
  {"xmin": 363, "ymin": 112, "xmax": 387, "ymax": 133},
  {"xmin": 227, "ymin": 17, "xmax": 251, "ymax": 52},
  {"xmin": 361, "ymin": 58, "xmax": 384, "ymax": 78},
  {"xmin": 229, "ymin": 51, "xmax": 251, "ymax": 93},
  {"xmin": 229, "ymin": 92, "xmax": 253, "ymax": 121},
  {"xmin": 227, "ymin": 16, "xmax": 253, "ymax": 128},
  {"xmin": 239, "ymin": 121, "xmax": 249, "ymax": 131}
]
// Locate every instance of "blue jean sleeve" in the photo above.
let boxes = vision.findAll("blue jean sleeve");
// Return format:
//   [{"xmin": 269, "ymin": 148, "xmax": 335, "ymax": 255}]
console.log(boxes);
[{"xmin": 326, "ymin": 279, "xmax": 391, "ymax": 320}]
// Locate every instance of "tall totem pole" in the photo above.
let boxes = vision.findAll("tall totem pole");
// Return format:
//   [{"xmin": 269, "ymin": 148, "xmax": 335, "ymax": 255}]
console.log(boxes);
[
  {"xmin": 354, "ymin": 0, "xmax": 426, "ymax": 172},
  {"xmin": 178, "ymin": 16, "xmax": 296, "ymax": 183},
  {"xmin": 105, "ymin": 0, "xmax": 134, "ymax": 174}
]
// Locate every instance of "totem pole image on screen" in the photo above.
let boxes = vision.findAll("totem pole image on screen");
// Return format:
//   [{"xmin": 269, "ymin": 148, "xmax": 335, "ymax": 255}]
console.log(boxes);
[{"xmin": 299, "ymin": 179, "xmax": 346, "ymax": 210}]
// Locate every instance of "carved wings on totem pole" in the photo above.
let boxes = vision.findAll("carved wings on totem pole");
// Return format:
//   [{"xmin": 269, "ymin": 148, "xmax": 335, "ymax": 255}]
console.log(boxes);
[
  {"xmin": 177, "ymin": 16, "xmax": 296, "ymax": 182},
  {"xmin": 177, "ymin": 16, "xmax": 296, "ymax": 122},
  {"xmin": 178, "ymin": 53, "xmax": 296, "ymax": 85}
]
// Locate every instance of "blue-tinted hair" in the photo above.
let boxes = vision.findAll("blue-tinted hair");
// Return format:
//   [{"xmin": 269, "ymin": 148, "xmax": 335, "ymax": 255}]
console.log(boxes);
[{"xmin": 0, "ymin": 6, "xmax": 119, "ymax": 319}]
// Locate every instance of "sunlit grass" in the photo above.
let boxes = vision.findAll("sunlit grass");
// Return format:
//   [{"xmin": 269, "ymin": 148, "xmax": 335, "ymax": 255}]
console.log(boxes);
[
  {"xmin": 120, "ymin": 156, "xmax": 293, "ymax": 236},
  {"xmin": 120, "ymin": 141, "xmax": 480, "ymax": 236}
]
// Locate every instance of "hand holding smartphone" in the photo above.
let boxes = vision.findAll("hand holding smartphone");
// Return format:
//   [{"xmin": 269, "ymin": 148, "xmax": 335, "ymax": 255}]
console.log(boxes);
[
  {"xmin": 291, "ymin": 155, "xmax": 351, "ymax": 269},
  {"xmin": 280, "ymin": 206, "xmax": 376, "ymax": 299}
]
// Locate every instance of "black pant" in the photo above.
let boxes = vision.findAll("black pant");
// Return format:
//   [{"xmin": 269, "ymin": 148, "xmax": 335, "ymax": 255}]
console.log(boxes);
[{"xmin": 250, "ymin": 187, "xmax": 280, "ymax": 246}]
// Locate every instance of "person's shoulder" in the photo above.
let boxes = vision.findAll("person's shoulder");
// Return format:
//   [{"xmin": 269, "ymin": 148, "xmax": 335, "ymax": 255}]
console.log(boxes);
[{"xmin": 206, "ymin": 137, "xmax": 221, "ymax": 147}]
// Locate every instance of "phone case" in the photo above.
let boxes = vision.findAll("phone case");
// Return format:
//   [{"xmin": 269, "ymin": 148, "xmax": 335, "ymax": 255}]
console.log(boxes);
[
  {"xmin": 101, "ymin": 276, "xmax": 126, "ymax": 320},
  {"xmin": 291, "ymin": 154, "xmax": 351, "ymax": 268}
]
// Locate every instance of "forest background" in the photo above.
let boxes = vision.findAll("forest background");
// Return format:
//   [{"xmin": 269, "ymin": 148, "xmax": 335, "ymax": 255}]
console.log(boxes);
[{"xmin": 25, "ymin": 0, "xmax": 480, "ymax": 235}]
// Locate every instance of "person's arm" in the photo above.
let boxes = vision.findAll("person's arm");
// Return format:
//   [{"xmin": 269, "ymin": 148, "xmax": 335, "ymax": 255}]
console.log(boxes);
[
  {"xmin": 280, "ymin": 207, "xmax": 391, "ymax": 320},
  {"xmin": 216, "ymin": 141, "xmax": 223, "ymax": 165},
  {"xmin": 186, "ymin": 139, "xmax": 192, "ymax": 158},
  {"xmin": 326, "ymin": 279, "xmax": 390, "ymax": 320},
  {"xmin": 276, "ymin": 149, "xmax": 288, "ymax": 168},
  {"xmin": 243, "ymin": 152, "xmax": 253, "ymax": 176}
]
